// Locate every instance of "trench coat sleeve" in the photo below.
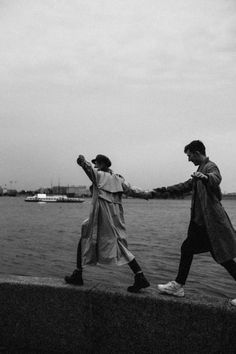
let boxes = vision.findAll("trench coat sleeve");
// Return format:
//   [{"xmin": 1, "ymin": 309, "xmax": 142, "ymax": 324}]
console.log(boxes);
[
  {"xmin": 204, "ymin": 163, "xmax": 222, "ymax": 189},
  {"xmin": 122, "ymin": 180, "xmax": 151, "ymax": 199},
  {"xmin": 78, "ymin": 158, "xmax": 97, "ymax": 185},
  {"xmin": 166, "ymin": 178, "xmax": 193, "ymax": 194},
  {"xmin": 199, "ymin": 161, "xmax": 222, "ymax": 201}
]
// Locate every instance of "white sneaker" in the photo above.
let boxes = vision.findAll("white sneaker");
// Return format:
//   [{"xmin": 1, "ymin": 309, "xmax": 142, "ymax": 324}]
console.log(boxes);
[
  {"xmin": 157, "ymin": 280, "xmax": 185, "ymax": 297},
  {"xmin": 230, "ymin": 299, "xmax": 236, "ymax": 306}
]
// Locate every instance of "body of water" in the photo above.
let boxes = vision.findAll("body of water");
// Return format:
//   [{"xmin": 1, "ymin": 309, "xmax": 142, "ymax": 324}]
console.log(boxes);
[{"xmin": 1, "ymin": 196, "xmax": 236, "ymax": 299}]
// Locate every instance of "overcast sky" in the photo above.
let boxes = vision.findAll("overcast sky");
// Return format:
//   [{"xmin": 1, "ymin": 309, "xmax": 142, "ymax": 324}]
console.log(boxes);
[{"xmin": 1, "ymin": 0, "xmax": 236, "ymax": 192}]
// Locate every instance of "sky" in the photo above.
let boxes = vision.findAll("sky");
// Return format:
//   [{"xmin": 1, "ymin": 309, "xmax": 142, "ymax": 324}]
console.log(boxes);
[{"xmin": 1, "ymin": 0, "xmax": 236, "ymax": 192}]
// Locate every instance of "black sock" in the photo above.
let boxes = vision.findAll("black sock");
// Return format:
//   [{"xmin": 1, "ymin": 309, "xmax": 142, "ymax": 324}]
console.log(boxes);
[{"xmin": 128, "ymin": 258, "xmax": 142, "ymax": 274}]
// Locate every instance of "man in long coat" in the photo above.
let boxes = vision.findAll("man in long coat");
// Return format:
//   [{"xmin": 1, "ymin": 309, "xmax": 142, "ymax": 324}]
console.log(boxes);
[
  {"xmin": 154, "ymin": 140, "xmax": 236, "ymax": 303},
  {"xmin": 65, "ymin": 154, "xmax": 150, "ymax": 293}
]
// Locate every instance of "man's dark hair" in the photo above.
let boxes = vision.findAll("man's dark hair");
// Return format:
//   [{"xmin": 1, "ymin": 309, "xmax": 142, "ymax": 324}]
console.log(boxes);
[{"xmin": 184, "ymin": 140, "xmax": 206, "ymax": 155}]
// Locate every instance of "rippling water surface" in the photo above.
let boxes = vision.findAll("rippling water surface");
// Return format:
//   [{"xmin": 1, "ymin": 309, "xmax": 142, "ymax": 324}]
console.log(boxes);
[{"xmin": 1, "ymin": 196, "xmax": 236, "ymax": 299}]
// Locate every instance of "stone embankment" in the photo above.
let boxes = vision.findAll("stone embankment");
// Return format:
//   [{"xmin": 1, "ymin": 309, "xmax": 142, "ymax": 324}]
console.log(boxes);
[{"xmin": 0, "ymin": 275, "xmax": 235, "ymax": 353}]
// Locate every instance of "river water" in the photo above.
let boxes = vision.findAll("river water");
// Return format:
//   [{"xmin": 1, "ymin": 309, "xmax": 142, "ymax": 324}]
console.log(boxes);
[{"xmin": 1, "ymin": 196, "xmax": 236, "ymax": 299}]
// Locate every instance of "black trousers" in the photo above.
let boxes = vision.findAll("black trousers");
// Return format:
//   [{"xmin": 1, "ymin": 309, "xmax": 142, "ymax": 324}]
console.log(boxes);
[{"xmin": 175, "ymin": 221, "xmax": 236, "ymax": 285}]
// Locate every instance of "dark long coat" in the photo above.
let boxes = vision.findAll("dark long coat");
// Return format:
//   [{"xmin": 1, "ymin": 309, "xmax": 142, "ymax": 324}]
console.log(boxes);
[{"xmin": 167, "ymin": 158, "xmax": 236, "ymax": 263}]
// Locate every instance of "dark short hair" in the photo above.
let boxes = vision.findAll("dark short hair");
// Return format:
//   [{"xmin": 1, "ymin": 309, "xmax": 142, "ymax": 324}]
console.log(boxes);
[{"xmin": 184, "ymin": 140, "xmax": 206, "ymax": 155}]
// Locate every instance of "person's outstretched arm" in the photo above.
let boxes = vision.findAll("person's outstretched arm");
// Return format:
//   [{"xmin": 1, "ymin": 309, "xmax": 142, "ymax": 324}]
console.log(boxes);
[
  {"xmin": 122, "ymin": 179, "xmax": 152, "ymax": 199},
  {"xmin": 152, "ymin": 178, "xmax": 193, "ymax": 198},
  {"xmin": 77, "ymin": 155, "xmax": 97, "ymax": 184}
]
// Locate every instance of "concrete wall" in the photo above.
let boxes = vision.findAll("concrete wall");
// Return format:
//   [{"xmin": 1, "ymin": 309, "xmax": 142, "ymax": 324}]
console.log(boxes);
[{"xmin": 0, "ymin": 275, "xmax": 236, "ymax": 353}]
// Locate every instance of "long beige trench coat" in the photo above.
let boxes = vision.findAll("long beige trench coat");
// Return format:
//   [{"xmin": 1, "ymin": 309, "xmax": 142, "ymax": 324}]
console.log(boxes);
[
  {"xmin": 167, "ymin": 158, "xmax": 236, "ymax": 263},
  {"xmin": 79, "ymin": 159, "xmax": 149, "ymax": 266}
]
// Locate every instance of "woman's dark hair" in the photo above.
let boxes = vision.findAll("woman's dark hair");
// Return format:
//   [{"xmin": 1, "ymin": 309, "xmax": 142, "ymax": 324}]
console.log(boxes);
[{"xmin": 184, "ymin": 140, "xmax": 206, "ymax": 155}]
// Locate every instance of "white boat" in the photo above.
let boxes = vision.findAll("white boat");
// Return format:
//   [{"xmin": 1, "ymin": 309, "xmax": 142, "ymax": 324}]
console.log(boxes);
[{"xmin": 24, "ymin": 193, "xmax": 85, "ymax": 203}]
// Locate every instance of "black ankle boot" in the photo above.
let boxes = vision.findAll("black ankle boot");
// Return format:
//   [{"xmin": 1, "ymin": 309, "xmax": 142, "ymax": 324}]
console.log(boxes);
[
  {"xmin": 65, "ymin": 269, "xmax": 83, "ymax": 286},
  {"xmin": 127, "ymin": 272, "xmax": 150, "ymax": 293}
]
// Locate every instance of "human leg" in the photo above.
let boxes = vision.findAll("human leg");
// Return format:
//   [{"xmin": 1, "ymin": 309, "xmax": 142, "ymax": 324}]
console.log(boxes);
[
  {"xmin": 65, "ymin": 239, "xmax": 84, "ymax": 286},
  {"xmin": 76, "ymin": 238, "xmax": 83, "ymax": 270},
  {"xmin": 158, "ymin": 222, "xmax": 211, "ymax": 297},
  {"xmin": 176, "ymin": 222, "xmax": 212, "ymax": 284},
  {"xmin": 128, "ymin": 258, "xmax": 142, "ymax": 274},
  {"xmin": 157, "ymin": 239, "xmax": 191, "ymax": 297},
  {"xmin": 175, "ymin": 241, "xmax": 194, "ymax": 285},
  {"xmin": 220, "ymin": 259, "xmax": 236, "ymax": 306},
  {"xmin": 127, "ymin": 258, "xmax": 150, "ymax": 293}
]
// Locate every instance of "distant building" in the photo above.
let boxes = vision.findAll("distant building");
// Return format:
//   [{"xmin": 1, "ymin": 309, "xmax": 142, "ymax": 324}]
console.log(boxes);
[
  {"xmin": 67, "ymin": 185, "xmax": 90, "ymax": 197},
  {"xmin": 3, "ymin": 189, "xmax": 17, "ymax": 196},
  {"xmin": 0, "ymin": 186, "xmax": 3, "ymax": 196},
  {"xmin": 51, "ymin": 186, "xmax": 67, "ymax": 195},
  {"xmin": 50, "ymin": 185, "xmax": 90, "ymax": 197},
  {"xmin": 223, "ymin": 193, "xmax": 236, "ymax": 200}
]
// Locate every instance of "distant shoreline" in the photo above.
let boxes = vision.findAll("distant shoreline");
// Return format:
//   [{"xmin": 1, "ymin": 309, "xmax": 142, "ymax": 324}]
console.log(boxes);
[
  {"xmin": 1, "ymin": 193, "xmax": 236, "ymax": 200},
  {"xmin": 179, "ymin": 194, "xmax": 236, "ymax": 200},
  {"xmin": 222, "ymin": 194, "xmax": 236, "ymax": 200}
]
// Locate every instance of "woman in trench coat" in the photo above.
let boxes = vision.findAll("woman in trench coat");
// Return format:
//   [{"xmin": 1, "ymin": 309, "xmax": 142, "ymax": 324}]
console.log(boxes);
[{"xmin": 65, "ymin": 154, "xmax": 151, "ymax": 293}]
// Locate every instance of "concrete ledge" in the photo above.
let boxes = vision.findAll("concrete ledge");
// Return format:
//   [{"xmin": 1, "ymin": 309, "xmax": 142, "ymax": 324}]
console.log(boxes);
[{"xmin": 0, "ymin": 275, "xmax": 236, "ymax": 353}]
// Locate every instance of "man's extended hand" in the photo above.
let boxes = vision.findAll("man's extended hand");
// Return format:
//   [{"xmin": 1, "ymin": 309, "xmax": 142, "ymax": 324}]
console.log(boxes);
[
  {"xmin": 191, "ymin": 172, "xmax": 208, "ymax": 180},
  {"xmin": 77, "ymin": 155, "xmax": 86, "ymax": 166}
]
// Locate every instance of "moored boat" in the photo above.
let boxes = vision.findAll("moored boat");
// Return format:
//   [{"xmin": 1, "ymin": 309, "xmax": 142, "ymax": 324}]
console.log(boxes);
[{"xmin": 25, "ymin": 193, "xmax": 85, "ymax": 203}]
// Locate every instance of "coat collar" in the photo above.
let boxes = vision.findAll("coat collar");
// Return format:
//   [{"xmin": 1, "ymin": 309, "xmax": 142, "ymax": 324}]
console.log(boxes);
[{"xmin": 197, "ymin": 157, "xmax": 209, "ymax": 171}]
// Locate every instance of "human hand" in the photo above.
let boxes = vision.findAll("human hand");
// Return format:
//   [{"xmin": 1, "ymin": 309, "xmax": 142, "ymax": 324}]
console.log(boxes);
[
  {"xmin": 191, "ymin": 172, "xmax": 208, "ymax": 180},
  {"xmin": 77, "ymin": 155, "xmax": 85, "ymax": 165}
]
